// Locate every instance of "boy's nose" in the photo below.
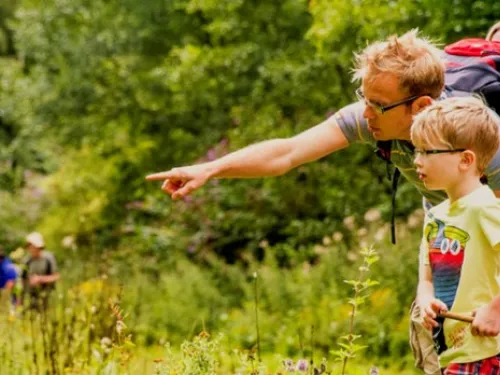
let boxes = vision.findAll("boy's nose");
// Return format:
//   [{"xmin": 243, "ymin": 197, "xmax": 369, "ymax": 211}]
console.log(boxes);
[{"xmin": 413, "ymin": 154, "xmax": 423, "ymax": 167}]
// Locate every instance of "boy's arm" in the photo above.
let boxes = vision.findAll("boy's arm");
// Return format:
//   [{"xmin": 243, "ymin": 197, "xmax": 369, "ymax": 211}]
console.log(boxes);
[
  {"xmin": 471, "ymin": 204, "xmax": 500, "ymax": 336},
  {"xmin": 417, "ymin": 237, "xmax": 434, "ymax": 307},
  {"xmin": 417, "ymin": 263, "xmax": 448, "ymax": 329},
  {"xmin": 471, "ymin": 295, "xmax": 500, "ymax": 337},
  {"xmin": 417, "ymin": 237, "xmax": 447, "ymax": 329}
]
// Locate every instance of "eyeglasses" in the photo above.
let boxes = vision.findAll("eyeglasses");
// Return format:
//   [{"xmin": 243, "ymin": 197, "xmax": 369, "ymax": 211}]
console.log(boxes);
[
  {"xmin": 355, "ymin": 88, "xmax": 424, "ymax": 115},
  {"xmin": 414, "ymin": 148, "xmax": 466, "ymax": 156}
]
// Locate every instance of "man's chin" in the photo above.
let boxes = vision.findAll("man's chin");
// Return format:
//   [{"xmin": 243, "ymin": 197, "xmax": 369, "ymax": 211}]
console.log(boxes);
[{"xmin": 371, "ymin": 131, "xmax": 387, "ymax": 140}]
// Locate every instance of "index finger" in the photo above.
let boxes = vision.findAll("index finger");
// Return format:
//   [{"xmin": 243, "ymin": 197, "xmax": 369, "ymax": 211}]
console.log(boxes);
[{"xmin": 145, "ymin": 171, "xmax": 173, "ymax": 181}]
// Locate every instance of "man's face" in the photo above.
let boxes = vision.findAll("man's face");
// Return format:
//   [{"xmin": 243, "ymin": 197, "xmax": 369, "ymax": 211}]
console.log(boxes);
[
  {"xmin": 28, "ymin": 243, "xmax": 42, "ymax": 258},
  {"xmin": 361, "ymin": 73, "xmax": 417, "ymax": 141}
]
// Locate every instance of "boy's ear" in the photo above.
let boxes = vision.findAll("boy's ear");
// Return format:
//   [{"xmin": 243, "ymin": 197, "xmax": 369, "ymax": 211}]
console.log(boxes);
[
  {"xmin": 460, "ymin": 150, "xmax": 476, "ymax": 169},
  {"xmin": 412, "ymin": 96, "xmax": 433, "ymax": 114}
]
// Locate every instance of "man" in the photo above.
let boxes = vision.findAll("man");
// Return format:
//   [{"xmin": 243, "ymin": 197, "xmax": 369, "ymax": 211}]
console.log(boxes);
[
  {"xmin": 146, "ymin": 30, "xmax": 500, "ymax": 373},
  {"xmin": 23, "ymin": 232, "xmax": 60, "ymax": 310}
]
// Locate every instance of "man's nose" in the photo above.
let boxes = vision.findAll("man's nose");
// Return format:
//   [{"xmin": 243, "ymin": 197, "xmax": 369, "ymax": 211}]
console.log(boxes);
[{"xmin": 363, "ymin": 104, "xmax": 376, "ymax": 119}]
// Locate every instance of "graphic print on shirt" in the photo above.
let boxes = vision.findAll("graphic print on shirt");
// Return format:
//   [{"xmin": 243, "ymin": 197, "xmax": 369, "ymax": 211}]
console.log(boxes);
[{"xmin": 425, "ymin": 218, "xmax": 470, "ymax": 309}]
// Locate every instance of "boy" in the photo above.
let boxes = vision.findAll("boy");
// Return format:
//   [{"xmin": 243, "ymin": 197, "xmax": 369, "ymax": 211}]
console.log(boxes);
[{"xmin": 412, "ymin": 96, "xmax": 500, "ymax": 373}]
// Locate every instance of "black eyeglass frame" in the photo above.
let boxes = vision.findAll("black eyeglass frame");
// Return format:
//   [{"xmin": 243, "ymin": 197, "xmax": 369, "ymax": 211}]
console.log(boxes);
[
  {"xmin": 413, "ymin": 148, "xmax": 466, "ymax": 156},
  {"xmin": 355, "ymin": 88, "xmax": 427, "ymax": 114}
]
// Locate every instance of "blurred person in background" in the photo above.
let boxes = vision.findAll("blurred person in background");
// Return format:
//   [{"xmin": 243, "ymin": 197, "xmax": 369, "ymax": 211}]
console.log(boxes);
[{"xmin": 22, "ymin": 232, "xmax": 60, "ymax": 311}]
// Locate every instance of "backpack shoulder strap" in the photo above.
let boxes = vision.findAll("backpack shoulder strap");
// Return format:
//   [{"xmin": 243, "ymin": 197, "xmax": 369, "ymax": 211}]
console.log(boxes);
[
  {"xmin": 375, "ymin": 140, "xmax": 401, "ymax": 244},
  {"xmin": 43, "ymin": 253, "xmax": 53, "ymax": 275}
]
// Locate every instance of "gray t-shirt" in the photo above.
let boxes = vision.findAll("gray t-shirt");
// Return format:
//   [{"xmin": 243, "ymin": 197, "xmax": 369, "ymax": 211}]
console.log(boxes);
[
  {"xmin": 334, "ymin": 100, "xmax": 500, "ymax": 205},
  {"xmin": 23, "ymin": 251, "xmax": 58, "ymax": 295}
]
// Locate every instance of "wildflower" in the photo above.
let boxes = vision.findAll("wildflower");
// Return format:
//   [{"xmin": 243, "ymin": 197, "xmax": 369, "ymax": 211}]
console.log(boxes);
[
  {"xmin": 322, "ymin": 236, "xmax": 331, "ymax": 246},
  {"xmin": 343, "ymin": 216, "xmax": 356, "ymax": 230},
  {"xmin": 364, "ymin": 208, "xmax": 381, "ymax": 222},
  {"xmin": 282, "ymin": 359, "xmax": 295, "ymax": 372},
  {"xmin": 116, "ymin": 320, "xmax": 126, "ymax": 335},
  {"xmin": 347, "ymin": 250, "xmax": 358, "ymax": 261},
  {"xmin": 407, "ymin": 211, "xmax": 423, "ymax": 228},
  {"xmin": 332, "ymin": 232, "xmax": 343, "ymax": 242},
  {"xmin": 296, "ymin": 359, "xmax": 308, "ymax": 372},
  {"xmin": 100, "ymin": 337, "xmax": 112, "ymax": 349},
  {"xmin": 357, "ymin": 227, "xmax": 368, "ymax": 237},
  {"xmin": 207, "ymin": 149, "xmax": 216, "ymax": 161},
  {"xmin": 374, "ymin": 227, "xmax": 387, "ymax": 242}
]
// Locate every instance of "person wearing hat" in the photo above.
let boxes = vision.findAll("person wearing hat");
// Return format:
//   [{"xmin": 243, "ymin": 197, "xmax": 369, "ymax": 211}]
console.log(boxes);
[{"xmin": 23, "ymin": 232, "xmax": 59, "ymax": 310}]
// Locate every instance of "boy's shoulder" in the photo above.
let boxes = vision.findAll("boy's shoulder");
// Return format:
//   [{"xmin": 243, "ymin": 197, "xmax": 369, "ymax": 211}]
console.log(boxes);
[{"xmin": 428, "ymin": 186, "xmax": 499, "ymax": 217}]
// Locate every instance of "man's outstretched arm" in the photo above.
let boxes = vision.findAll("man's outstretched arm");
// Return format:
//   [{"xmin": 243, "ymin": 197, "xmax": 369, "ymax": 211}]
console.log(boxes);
[{"xmin": 146, "ymin": 116, "xmax": 349, "ymax": 199}]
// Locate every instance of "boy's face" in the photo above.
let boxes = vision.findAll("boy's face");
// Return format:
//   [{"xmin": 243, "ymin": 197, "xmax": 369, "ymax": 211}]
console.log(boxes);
[{"xmin": 413, "ymin": 142, "xmax": 465, "ymax": 191}]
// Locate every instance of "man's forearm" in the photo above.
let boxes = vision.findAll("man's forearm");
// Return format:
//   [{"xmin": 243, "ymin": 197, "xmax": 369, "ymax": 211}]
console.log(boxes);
[
  {"xmin": 205, "ymin": 118, "xmax": 349, "ymax": 180},
  {"xmin": 205, "ymin": 139, "xmax": 295, "ymax": 179}
]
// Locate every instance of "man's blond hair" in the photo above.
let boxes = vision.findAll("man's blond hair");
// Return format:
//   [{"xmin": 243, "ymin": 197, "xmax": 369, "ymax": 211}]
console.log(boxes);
[
  {"xmin": 411, "ymin": 97, "xmax": 500, "ymax": 174},
  {"xmin": 353, "ymin": 29, "xmax": 445, "ymax": 98},
  {"xmin": 486, "ymin": 21, "xmax": 500, "ymax": 41}
]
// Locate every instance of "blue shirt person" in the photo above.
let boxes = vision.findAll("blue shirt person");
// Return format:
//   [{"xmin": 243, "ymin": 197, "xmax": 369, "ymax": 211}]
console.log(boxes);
[{"xmin": 0, "ymin": 251, "xmax": 17, "ymax": 291}]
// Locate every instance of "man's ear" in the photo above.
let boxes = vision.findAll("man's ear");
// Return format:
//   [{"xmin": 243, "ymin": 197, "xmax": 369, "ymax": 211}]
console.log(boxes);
[{"xmin": 412, "ymin": 96, "xmax": 433, "ymax": 115}]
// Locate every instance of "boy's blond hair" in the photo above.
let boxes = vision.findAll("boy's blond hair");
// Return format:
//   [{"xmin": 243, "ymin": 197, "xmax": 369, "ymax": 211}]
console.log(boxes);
[
  {"xmin": 353, "ymin": 29, "xmax": 445, "ymax": 99},
  {"xmin": 411, "ymin": 97, "xmax": 500, "ymax": 174}
]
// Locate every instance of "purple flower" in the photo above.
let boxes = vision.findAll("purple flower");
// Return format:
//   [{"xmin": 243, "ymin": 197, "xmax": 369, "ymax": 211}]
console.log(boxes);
[
  {"xmin": 282, "ymin": 359, "xmax": 295, "ymax": 372},
  {"xmin": 207, "ymin": 149, "xmax": 216, "ymax": 161},
  {"xmin": 296, "ymin": 359, "xmax": 308, "ymax": 372}
]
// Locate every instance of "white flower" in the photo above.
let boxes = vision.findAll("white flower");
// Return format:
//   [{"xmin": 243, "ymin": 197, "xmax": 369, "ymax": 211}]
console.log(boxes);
[
  {"xmin": 332, "ymin": 232, "xmax": 344, "ymax": 242},
  {"xmin": 364, "ymin": 208, "xmax": 381, "ymax": 222},
  {"xmin": 100, "ymin": 337, "xmax": 112, "ymax": 349},
  {"xmin": 116, "ymin": 320, "xmax": 126, "ymax": 335},
  {"xmin": 343, "ymin": 216, "xmax": 356, "ymax": 230}
]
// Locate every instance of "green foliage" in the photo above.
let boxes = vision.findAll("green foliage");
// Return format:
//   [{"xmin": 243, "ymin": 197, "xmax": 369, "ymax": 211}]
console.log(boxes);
[
  {"xmin": 332, "ymin": 246, "xmax": 379, "ymax": 374},
  {"xmin": 0, "ymin": 1, "xmax": 498, "ymax": 372}
]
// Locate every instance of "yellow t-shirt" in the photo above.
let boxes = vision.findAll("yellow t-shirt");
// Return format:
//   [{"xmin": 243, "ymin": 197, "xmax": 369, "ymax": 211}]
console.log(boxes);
[{"xmin": 423, "ymin": 185, "xmax": 500, "ymax": 366}]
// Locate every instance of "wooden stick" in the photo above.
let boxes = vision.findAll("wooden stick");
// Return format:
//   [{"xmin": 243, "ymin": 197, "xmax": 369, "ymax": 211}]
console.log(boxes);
[{"xmin": 439, "ymin": 311, "xmax": 474, "ymax": 323}]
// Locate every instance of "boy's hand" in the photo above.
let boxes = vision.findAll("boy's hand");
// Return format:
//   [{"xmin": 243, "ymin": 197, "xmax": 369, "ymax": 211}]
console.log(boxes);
[
  {"xmin": 471, "ymin": 301, "xmax": 500, "ymax": 337},
  {"xmin": 421, "ymin": 298, "xmax": 448, "ymax": 330}
]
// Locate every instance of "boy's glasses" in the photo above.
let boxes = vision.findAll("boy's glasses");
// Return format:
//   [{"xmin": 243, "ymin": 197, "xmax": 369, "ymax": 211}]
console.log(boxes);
[
  {"xmin": 414, "ymin": 148, "xmax": 466, "ymax": 156},
  {"xmin": 355, "ymin": 88, "xmax": 425, "ymax": 114}
]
